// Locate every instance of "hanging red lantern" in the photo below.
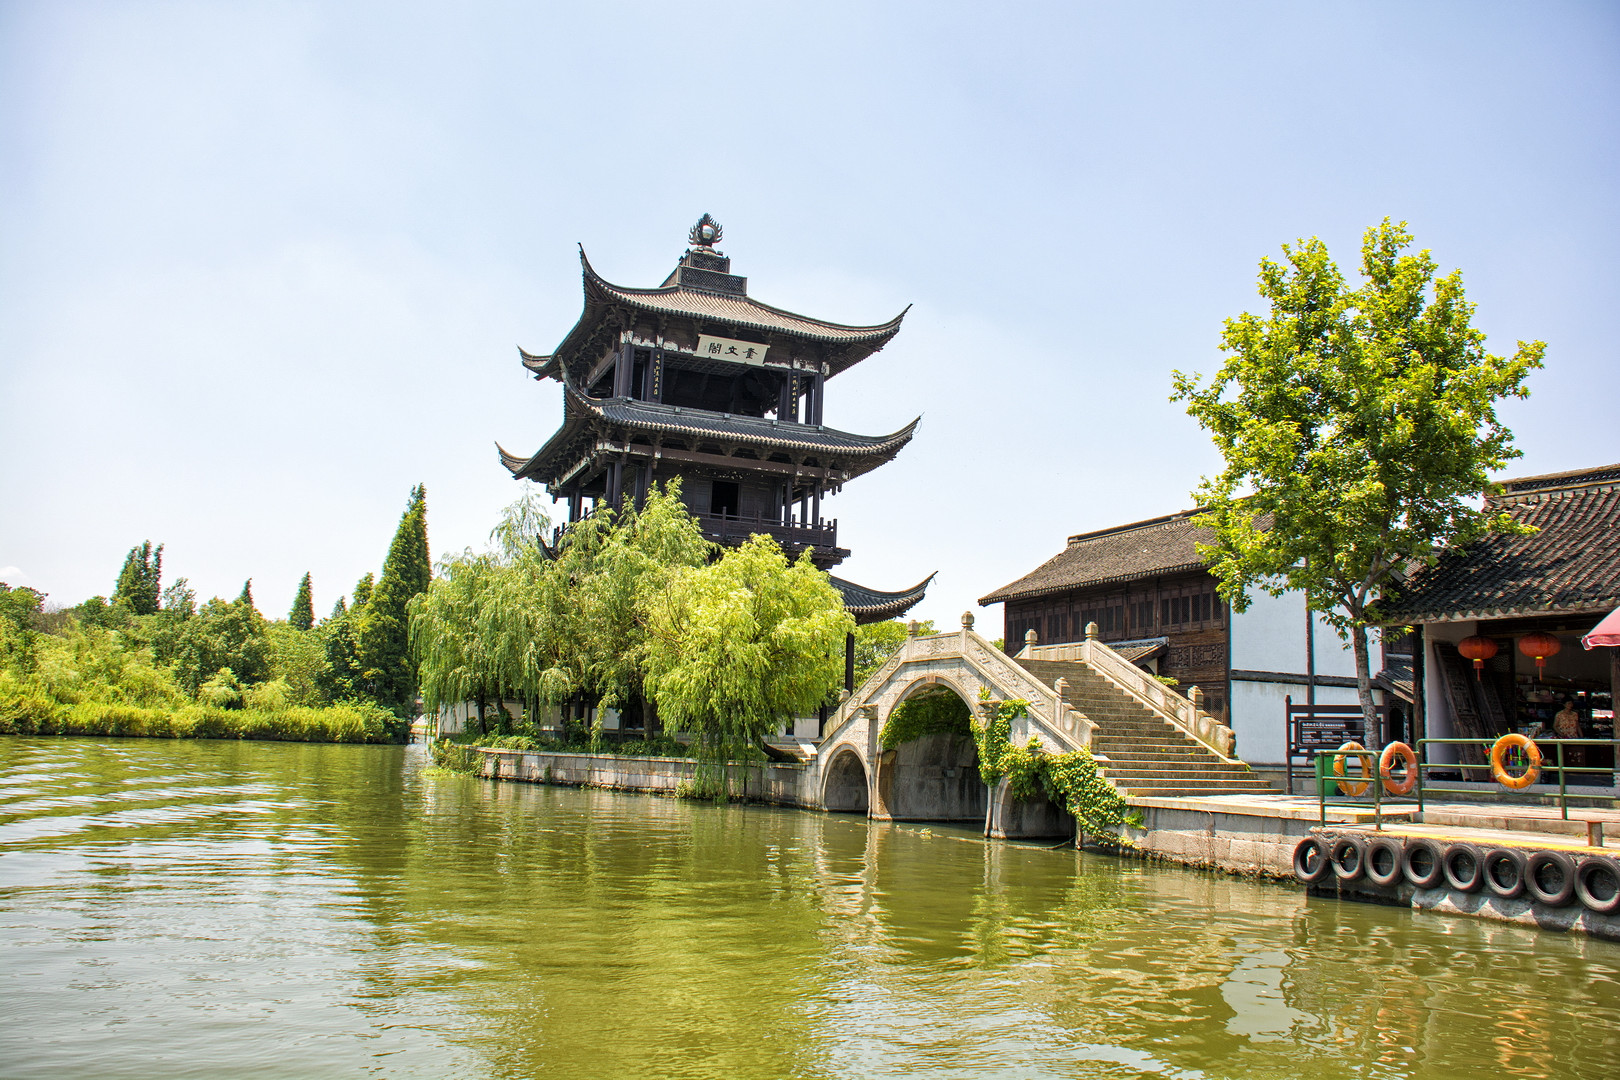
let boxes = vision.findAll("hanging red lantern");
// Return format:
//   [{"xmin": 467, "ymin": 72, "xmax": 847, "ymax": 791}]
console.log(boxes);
[
  {"xmin": 1517, "ymin": 631, "xmax": 1562, "ymax": 675},
  {"xmin": 1457, "ymin": 635, "xmax": 1498, "ymax": 679}
]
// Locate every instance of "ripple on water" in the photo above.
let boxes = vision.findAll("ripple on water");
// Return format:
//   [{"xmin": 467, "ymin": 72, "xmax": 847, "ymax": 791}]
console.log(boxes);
[{"xmin": 2, "ymin": 738, "xmax": 1620, "ymax": 1080}]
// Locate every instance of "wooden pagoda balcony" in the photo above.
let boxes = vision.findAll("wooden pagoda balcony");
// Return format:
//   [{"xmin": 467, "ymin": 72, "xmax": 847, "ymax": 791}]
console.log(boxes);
[{"xmin": 697, "ymin": 511, "xmax": 838, "ymax": 551}]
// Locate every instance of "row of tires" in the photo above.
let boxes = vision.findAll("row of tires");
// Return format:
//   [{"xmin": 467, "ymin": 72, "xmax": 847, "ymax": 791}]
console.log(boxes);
[{"xmin": 1293, "ymin": 834, "xmax": 1620, "ymax": 915}]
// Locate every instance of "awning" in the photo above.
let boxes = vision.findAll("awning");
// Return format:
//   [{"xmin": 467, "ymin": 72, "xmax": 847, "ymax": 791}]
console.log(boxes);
[{"xmin": 1582, "ymin": 606, "xmax": 1620, "ymax": 649}]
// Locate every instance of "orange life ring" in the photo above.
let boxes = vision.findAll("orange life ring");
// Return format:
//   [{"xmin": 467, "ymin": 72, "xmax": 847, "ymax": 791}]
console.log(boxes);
[
  {"xmin": 1490, "ymin": 733, "xmax": 1542, "ymax": 789},
  {"xmin": 1333, "ymin": 740, "xmax": 1375, "ymax": 796},
  {"xmin": 1380, "ymin": 741, "xmax": 1420, "ymax": 796}
]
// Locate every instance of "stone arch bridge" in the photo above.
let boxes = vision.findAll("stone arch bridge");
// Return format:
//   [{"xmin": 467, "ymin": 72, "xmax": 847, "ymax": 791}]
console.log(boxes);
[{"xmin": 798, "ymin": 616, "xmax": 1266, "ymax": 839}]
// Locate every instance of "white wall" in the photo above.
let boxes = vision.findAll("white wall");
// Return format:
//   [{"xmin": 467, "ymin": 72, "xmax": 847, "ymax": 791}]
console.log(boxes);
[
  {"xmin": 1229, "ymin": 590, "xmax": 1306, "ymax": 672},
  {"xmin": 1229, "ymin": 680, "xmax": 1361, "ymax": 766},
  {"xmin": 1229, "ymin": 589, "xmax": 1380, "ymax": 678}
]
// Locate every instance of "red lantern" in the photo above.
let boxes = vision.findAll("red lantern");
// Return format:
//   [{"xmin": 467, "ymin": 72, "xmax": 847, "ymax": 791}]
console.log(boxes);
[
  {"xmin": 1517, "ymin": 631, "xmax": 1562, "ymax": 676},
  {"xmin": 1457, "ymin": 635, "xmax": 1498, "ymax": 680}
]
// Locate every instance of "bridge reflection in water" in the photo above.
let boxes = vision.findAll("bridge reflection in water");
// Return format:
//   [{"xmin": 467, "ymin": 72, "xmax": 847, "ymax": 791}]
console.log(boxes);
[{"xmin": 2, "ymin": 738, "xmax": 1616, "ymax": 1080}]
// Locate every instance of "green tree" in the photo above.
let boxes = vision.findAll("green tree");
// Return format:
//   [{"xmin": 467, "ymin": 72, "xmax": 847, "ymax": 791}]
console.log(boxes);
[
  {"xmin": 358, "ymin": 485, "xmax": 431, "ymax": 714},
  {"xmin": 352, "ymin": 573, "xmax": 374, "ymax": 608},
  {"xmin": 0, "ymin": 582, "xmax": 46, "ymax": 673},
  {"xmin": 289, "ymin": 572, "xmax": 315, "ymax": 631},
  {"xmin": 641, "ymin": 535, "xmax": 853, "ymax": 760},
  {"xmin": 851, "ymin": 619, "xmax": 934, "ymax": 689},
  {"xmin": 113, "ymin": 541, "xmax": 163, "ymax": 616},
  {"xmin": 1171, "ymin": 219, "xmax": 1543, "ymax": 734},
  {"xmin": 169, "ymin": 594, "xmax": 270, "ymax": 695},
  {"xmin": 237, "ymin": 579, "xmax": 257, "ymax": 615}
]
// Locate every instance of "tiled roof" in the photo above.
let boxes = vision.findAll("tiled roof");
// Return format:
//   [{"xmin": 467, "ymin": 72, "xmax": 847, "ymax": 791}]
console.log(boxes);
[
  {"xmin": 1374, "ymin": 656, "xmax": 1415, "ymax": 702},
  {"xmin": 979, "ymin": 510, "xmax": 1211, "ymax": 606},
  {"xmin": 1107, "ymin": 636, "xmax": 1170, "ymax": 665},
  {"xmin": 830, "ymin": 573, "xmax": 935, "ymax": 625},
  {"xmin": 1381, "ymin": 464, "xmax": 1620, "ymax": 623},
  {"xmin": 583, "ymin": 252, "xmax": 908, "ymax": 346},
  {"xmin": 500, "ymin": 366, "xmax": 918, "ymax": 484}
]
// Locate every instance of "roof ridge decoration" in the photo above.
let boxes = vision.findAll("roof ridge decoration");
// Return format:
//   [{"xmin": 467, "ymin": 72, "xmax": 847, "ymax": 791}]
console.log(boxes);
[{"xmin": 688, "ymin": 213, "xmax": 722, "ymax": 250}]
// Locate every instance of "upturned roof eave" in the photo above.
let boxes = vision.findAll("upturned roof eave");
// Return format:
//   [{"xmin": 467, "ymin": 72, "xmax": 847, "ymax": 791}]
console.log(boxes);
[{"xmin": 578, "ymin": 248, "xmax": 909, "ymax": 343}]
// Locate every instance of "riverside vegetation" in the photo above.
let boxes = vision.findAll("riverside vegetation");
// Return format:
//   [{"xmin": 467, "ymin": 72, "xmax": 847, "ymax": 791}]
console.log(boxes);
[
  {"xmin": 416, "ymin": 483, "xmax": 865, "ymax": 792},
  {"xmin": 0, "ymin": 486, "xmax": 431, "ymax": 744}
]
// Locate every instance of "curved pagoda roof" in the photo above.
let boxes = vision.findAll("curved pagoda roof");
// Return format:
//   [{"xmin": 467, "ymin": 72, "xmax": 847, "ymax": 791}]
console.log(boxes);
[
  {"xmin": 829, "ymin": 572, "xmax": 936, "ymax": 625},
  {"xmin": 522, "ymin": 246, "xmax": 908, "ymax": 386},
  {"xmin": 498, "ymin": 363, "xmax": 920, "ymax": 487}
]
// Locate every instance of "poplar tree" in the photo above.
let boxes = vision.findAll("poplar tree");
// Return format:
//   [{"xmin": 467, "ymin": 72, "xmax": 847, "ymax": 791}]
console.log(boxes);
[
  {"xmin": 113, "ymin": 541, "xmax": 163, "ymax": 616},
  {"xmin": 1172, "ymin": 219, "xmax": 1543, "ymax": 736},
  {"xmin": 358, "ymin": 485, "xmax": 431, "ymax": 715},
  {"xmin": 289, "ymin": 573, "xmax": 315, "ymax": 631}
]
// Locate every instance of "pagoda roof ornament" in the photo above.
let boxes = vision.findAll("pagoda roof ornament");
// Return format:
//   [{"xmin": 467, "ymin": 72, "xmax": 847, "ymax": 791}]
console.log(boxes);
[{"xmin": 688, "ymin": 213, "xmax": 723, "ymax": 250}]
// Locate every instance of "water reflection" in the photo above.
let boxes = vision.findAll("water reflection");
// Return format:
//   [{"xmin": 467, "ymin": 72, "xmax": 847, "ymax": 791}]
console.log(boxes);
[{"xmin": 2, "ymin": 738, "xmax": 1618, "ymax": 1080}]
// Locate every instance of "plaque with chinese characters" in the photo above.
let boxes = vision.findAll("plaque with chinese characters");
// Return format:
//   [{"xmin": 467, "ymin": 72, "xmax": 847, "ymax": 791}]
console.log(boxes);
[{"xmin": 695, "ymin": 334, "xmax": 770, "ymax": 366}]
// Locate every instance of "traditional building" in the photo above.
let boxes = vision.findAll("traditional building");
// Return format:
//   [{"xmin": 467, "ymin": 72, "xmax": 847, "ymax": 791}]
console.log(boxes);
[
  {"xmin": 1382, "ymin": 464, "xmax": 1619, "ymax": 780},
  {"xmin": 499, "ymin": 215, "xmax": 931, "ymax": 659},
  {"xmin": 979, "ymin": 508, "xmax": 1404, "ymax": 774}
]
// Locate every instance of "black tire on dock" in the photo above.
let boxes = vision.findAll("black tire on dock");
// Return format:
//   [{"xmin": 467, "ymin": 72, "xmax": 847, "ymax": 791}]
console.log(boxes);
[
  {"xmin": 1526, "ymin": 851, "xmax": 1577, "ymax": 907},
  {"xmin": 1365, "ymin": 837, "xmax": 1404, "ymax": 887},
  {"xmin": 1330, "ymin": 836, "xmax": 1367, "ymax": 881},
  {"xmin": 1483, "ymin": 849, "xmax": 1527, "ymax": 900},
  {"xmin": 1402, "ymin": 838, "xmax": 1445, "ymax": 889},
  {"xmin": 1574, "ymin": 856, "xmax": 1620, "ymax": 915},
  {"xmin": 1293, "ymin": 837, "xmax": 1331, "ymax": 883},
  {"xmin": 1442, "ymin": 843, "xmax": 1485, "ymax": 893}
]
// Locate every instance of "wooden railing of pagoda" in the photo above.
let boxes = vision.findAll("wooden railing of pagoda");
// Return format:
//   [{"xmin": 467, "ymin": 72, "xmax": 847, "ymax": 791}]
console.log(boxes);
[
  {"xmin": 1020, "ymin": 630, "xmax": 1239, "ymax": 761},
  {"xmin": 698, "ymin": 512, "xmax": 838, "ymax": 550}
]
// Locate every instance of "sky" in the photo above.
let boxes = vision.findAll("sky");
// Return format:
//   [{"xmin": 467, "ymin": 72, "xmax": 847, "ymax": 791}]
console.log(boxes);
[{"xmin": 2, "ymin": 1, "xmax": 1616, "ymax": 632}]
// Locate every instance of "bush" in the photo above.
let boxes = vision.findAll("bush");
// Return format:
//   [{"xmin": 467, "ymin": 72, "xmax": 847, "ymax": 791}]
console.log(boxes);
[{"xmin": 0, "ymin": 678, "xmax": 395, "ymax": 743}]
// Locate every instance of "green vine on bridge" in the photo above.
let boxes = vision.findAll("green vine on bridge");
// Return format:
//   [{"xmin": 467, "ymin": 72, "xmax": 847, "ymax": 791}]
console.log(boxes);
[{"xmin": 973, "ymin": 695, "xmax": 1142, "ymax": 849}]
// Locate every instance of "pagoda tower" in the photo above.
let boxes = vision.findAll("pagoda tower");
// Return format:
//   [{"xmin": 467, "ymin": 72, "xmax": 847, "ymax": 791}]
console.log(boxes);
[{"xmin": 499, "ymin": 216, "xmax": 932, "ymax": 642}]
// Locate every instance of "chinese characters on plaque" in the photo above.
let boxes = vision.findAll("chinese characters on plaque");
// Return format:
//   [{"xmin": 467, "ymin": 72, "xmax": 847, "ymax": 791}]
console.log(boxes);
[{"xmin": 695, "ymin": 334, "xmax": 770, "ymax": 366}]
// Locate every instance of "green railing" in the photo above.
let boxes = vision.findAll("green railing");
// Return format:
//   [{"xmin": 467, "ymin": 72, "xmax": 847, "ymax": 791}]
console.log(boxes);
[{"xmin": 1313, "ymin": 738, "xmax": 1617, "ymax": 828}]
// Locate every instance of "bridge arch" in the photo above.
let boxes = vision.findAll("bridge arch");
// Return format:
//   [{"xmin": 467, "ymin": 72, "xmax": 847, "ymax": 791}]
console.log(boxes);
[
  {"xmin": 871, "ymin": 678, "xmax": 987, "ymax": 824},
  {"xmin": 821, "ymin": 746, "xmax": 869, "ymax": 813}
]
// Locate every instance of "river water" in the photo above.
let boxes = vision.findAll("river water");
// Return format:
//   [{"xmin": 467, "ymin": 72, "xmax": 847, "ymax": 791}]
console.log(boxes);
[{"xmin": 2, "ymin": 738, "xmax": 1617, "ymax": 1080}]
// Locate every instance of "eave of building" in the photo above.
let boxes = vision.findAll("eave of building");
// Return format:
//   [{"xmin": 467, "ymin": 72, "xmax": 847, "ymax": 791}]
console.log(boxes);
[
  {"xmin": 979, "ymin": 562, "xmax": 1210, "ymax": 607},
  {"xmin": 518, "ymin": 250, "xmax": 908, "ymax": 387},
  {"xmin": 498, "ymin": 370, "xmax": 919, "ymax": 487},
  {"xmin": 830, "ymin": 572, "xmax": 936, "ymax": 625}
]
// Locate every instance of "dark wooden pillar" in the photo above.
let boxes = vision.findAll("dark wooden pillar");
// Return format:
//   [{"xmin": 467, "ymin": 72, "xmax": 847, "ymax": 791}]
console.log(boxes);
[
  {"xmin": 845, "ymin": 631, "xmax": 856, "ymax": 692},
  {"xmin": 811, "ymin": 369, "xmax": 825, "ymax": 425},
  {"xmin": 650, "ymin": 347, "xmax": 664, "ymax": 403},
  {"xmin": 811, "ymin": 485, "xmax": 821, "ymax": 526},
  {"xmin": 778, "ymin": 373, "xmax": 792, "ymax": 420},
  {"xmin": 607, "ymin": 459, "xmax": 625, "ymax": 509},
  {"xmin": 634, "ymin": 462, "xmax": 649, "ymax": 510}
]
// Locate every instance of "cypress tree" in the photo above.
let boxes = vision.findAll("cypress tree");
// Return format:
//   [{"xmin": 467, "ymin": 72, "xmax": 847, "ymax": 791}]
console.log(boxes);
[
  {"xmin": 289, "ymin": 573, "xmax": 315, "ymax": 631},
  {"xmin": 330, "ymin": 596, "xmax": 348, "ymax": 620},
  {"xmin": 113, "ymin": 541, "xmax": 163, "ymax": 616},
  {"xmin": 352, "ymin": 573, "xmax": 374, "ymax": 609},
  {"xmin": 357, "ymin": 484, "xmax": 431, "ymax": 715},
  {"xmin": 237, "ymin": 579, "xmax": 256, "ymax": 615}
]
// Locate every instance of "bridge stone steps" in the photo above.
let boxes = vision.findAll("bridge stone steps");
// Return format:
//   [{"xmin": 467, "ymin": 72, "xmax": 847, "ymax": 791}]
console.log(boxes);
[{"xmin": 1015, "ymin": 655, "xmax": 1275, "ymax": 798}]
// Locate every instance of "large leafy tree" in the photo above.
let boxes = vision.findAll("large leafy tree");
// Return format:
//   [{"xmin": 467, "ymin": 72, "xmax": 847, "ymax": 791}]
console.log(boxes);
[
  {"xmin": 288, "ymin": 572, "xmax": 315, "ymax": 631},
  {"xmin": 358, "ymin": 485, "xmax": 431, "ymax": 714},
  {"xmin": 1171, "ymin": 219, "xmax": 1543, "ymax": 736},
  {"xmin": 113, "ymin": 541, "xmax": 163, "ymax": 616},
  {"xmin": 641, "ymin": 535, "xmax": 853, "ymax": 759}
]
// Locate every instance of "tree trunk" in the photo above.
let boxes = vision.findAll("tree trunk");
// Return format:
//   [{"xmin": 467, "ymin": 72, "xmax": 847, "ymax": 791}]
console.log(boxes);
[
  {"xmin": 1351, "ymin": 623, "xmax": 1380, "ymax": 748},
  {"xmin": 475, "ymin": 688, "xmax": 487, "ymax": 736}
]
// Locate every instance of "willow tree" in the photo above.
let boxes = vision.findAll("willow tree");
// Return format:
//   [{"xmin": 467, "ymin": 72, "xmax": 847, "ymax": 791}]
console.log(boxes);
[
  {"xmin": 641, "ymin": 535, "xmax": 853, "ymax": 762},
  {"xmin": 410, "ymin": 549, "xmax": 506, "ymax": 731},
  {"xmin": 1171, "ymin": 219, "xmax": 1543, "ymax": 735}
]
